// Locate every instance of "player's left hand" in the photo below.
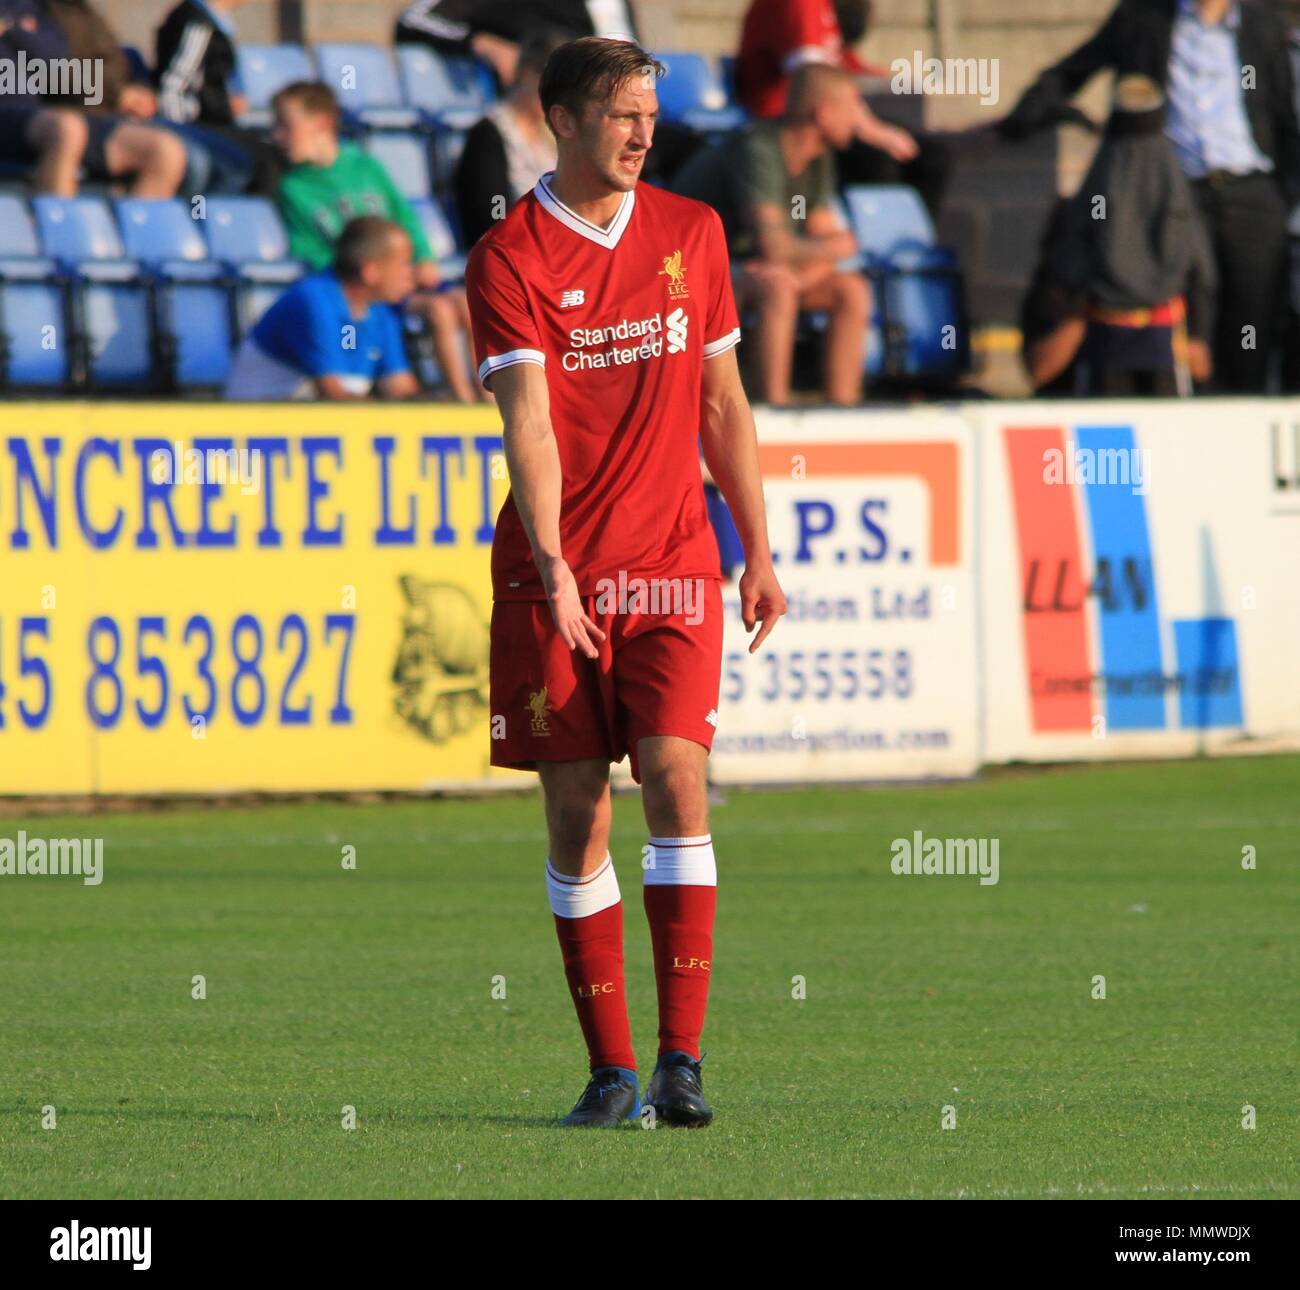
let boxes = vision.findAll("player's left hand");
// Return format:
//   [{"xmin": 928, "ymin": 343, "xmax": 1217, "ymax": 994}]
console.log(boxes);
[{"xmin": 739, "ymin": 564, "xmax": 787, "ymax": 654}]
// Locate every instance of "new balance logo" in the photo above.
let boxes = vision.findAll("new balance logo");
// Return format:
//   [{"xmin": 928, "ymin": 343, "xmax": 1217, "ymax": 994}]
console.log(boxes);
[
  {"xmin": 560, "ymin": 289, "xmax": 585, "ymax": 308},
  {"xmin": 666, "ymin": 307, "xmax": 688, "ymax": 353}
]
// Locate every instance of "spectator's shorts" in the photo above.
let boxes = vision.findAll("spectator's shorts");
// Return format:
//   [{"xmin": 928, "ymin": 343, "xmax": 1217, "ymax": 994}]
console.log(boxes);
[
  {"xmin": 0, "ymin": 103, "xmax": 43, "ymax": 163},
  {"xmin": 489, "ymin": 578, "xmax": 724, "ymax": 783},
  {"xmin": 82, "ymin": 115, "xmax": 119, "ymax": 179}
]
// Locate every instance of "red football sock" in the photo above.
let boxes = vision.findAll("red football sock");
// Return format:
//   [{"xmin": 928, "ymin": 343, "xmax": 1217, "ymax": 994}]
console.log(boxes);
[
  {"xmin": 548, "ymin": 858, "xmax": 636, "ymax": 1073},
  {"xmin": 643, "ymin": 836, "xmax": 718, "ymax": 1061}
]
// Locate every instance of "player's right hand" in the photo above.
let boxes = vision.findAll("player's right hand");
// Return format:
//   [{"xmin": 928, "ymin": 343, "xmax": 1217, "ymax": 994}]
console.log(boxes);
[{"xmin": 542, "ymin": 556, "xmax": 606, "ymax": 660}]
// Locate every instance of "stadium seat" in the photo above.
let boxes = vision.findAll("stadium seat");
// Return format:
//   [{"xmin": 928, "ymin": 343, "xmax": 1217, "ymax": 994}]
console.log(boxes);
[
  {"xmin": 364, "ymin": 132, "xmax": 433, "ymax": 201},
  {"xmin": 410, "ymin": 197, "xmax": 466, "ymax": 281},
  {"xmin": 114, "ymin": 199, "xmax": 234, "ymax": 389},
  {"xmin": 202, "ymin": 196, "xmax": 305, "ymax": 337},
  {"xmin": 315, "ymin": 42, "xmax": 419, "ymax": 129},
  {"xmin": 395, "ymin": 46, "xmax": 490, "ymax": 189},
  {"xmin": 842, "ymin": 184, "xmax": 935, "ymax": 259},
  {"xmin": 114, "ymin": 198, "xmax": 208, "ymax": 264},
  {"xmin": 838, "ymin": 186, "xmax": 966, "ymax": 383},
  {"xmin": 396, "ymin": 45, "xmax": 490, "ymax": 127},
  {"xmin": 33, "ymin": 195, "xmax": 154, "ymax": 390},
  {"xmin": 0, "ymin": 195, "xmax": 70, "ymax": 389},
  {"xmin": 655, "ymin": 53, "xmax": 746, "ymax": 133},
  {"xmin": 236, "ymin": 44, "xmax": 316, "ymax": 126},
  {"xmin": 879, "ymin": 241, "xmax": 968, "ymax": 380}
]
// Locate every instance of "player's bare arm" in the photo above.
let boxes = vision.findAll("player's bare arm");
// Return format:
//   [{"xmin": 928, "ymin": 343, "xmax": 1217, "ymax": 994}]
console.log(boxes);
[
  {"xmin": 699, "ymin": 347, "xmax": 787, "ymax": 652},
  {"xmin": 490, "ymin": 361, "xmax": 606, "ymax": 659}
]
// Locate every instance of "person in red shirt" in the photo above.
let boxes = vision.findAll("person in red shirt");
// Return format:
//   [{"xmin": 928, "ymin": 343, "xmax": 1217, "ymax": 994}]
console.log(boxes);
[
  {"xmin": 465, "ymin": 36, "xmax": 786, "ymax": 1129},
  {"xmin": 736, "ymin": 0, "xmax": 917, "ymax": 162}
]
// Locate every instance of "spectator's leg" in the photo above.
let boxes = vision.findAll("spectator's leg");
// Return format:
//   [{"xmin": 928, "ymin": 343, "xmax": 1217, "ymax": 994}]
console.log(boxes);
[
  {"xmin": 27, "ymin": 109, "xmax": 88, "ymax": 197},
  {"xmin": 409, "ymin": 290, "xmax": 480, "ymax": 403},
  {"xmin": 800, "ymin": 270, "xmax": 870, "ymax": 406},
  {"xmin": 102, "ymin": 122, "xmax": 187, "ymax": 198},
  {"xmin": 735, "ymin": 262, "xmax": 801, "ymax": 406},
  {"xmin": 1197, "ymin": 176, "xmax": 1288, "ymax": 393}
]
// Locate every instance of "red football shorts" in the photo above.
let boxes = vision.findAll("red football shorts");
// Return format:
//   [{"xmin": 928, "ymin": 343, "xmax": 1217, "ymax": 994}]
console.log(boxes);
[{"xmin": 489, "ymin": 577, "xmax": 724, "ymax": 783}]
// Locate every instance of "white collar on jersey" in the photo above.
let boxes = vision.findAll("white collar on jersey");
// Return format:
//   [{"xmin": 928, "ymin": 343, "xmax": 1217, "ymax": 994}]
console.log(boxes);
[{"xmin": 533, "ymin": 171, "xmax": 635, "ymax": 250}]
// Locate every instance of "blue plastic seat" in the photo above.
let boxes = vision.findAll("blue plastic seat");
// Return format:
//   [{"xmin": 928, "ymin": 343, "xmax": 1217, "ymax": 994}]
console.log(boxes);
[
  {"xmin": 203, "ymin": 196, "xmax": 291, "ymax": 265},
  {"xmin": 0, "ymin": 193, "xmax": 43, "ymax": 258},
  {"xmin": 202, "ymin": 196, "xmax": 304, "ymax": 338},
  {"xmin": 316, "ymin": 42, "xmax": 418, "ymax": 129},
  {"xmin": 114, "ymin": 199, "xmax": 233, "ymax": 388},
  {"xmin": 33, "ymin": 194, "xmax": 124, "ymax": 262},
  {"xmin": 236, "ymin": 44, "xmax": 316, "ymax": 125},
  {"xmin": 0, "ymin": 195, "xmax": 69, "ymax": 388},
  {"xmin": 655, "ymin": 53, "xmax": 746, "ymax": 132},
  {"xmin": 33, "ymin": 195, "xmax": 153, "ymax": 389},
  {"xmin": 0, "ymin": 205, "xmax": 69, "ymax": 389},
  {"xmin": 396, "ymin": 46, "xmax": 491, "ymax": 191},
  {"xmin": 410, "ymin": 197, "xmax": 465, "ymax": 281},
  {"xmin": 365, "ymin": 132, "xmax": 433, "ymax": 201},
  {"xmin": 841, "ymin": 184, "xmax": 935, "ymax": 260},
  {"xmin": 115, "ymin": 198, "xmax": 208, "ymax": 263},
  {"xmin": 396, "ymin": 46, "xmax": 490, "ymax": 128}
]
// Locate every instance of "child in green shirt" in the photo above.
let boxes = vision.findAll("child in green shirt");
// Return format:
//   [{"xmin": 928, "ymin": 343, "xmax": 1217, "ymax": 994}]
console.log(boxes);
[{"xmin": 271, "ymin": 81, "xmax": 485, "ymax": 403}]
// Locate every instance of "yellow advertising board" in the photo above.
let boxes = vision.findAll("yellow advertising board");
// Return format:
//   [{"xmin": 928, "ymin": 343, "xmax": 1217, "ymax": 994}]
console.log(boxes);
[{"xmin": 0, "ymin": 403, "xmax": 514, "ymax": 793}]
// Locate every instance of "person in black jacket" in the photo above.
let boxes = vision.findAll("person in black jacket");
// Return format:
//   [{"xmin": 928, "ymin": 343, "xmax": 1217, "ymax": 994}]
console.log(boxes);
[
  {"xmin": 1003, "ymin": 0, "xmax": 1300, "ymax": 394},
  {"xmin": 396, "ymin": 0, "xmax": 637, "ymax": 89},
  {"xmin": 453, "ymin": 28, "xmax": 564, "ymax": 247},
  {"xmin": 156, "ymin": 0, "xmax": 242, "ymax": 126},
  {"xmin": 154, "ymin": 0, "xmax": 281, "ymax": 194}
]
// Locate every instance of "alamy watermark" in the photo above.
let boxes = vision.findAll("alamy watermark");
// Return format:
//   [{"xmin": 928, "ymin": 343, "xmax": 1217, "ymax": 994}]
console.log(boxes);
[
  {"xmin": 0, "ymin": 53, "xmax": 103, "ymax": 106},
  {"xmin": 890, "ymin": 830, "xmax": 999, "ymax": 885},
  {"xmin": 0, "ymin": 832, "xmax": 103, "ymax": 885},
  {"xmin": 593, "ymin": 571, "xmax": 705, "ymax": 626},
  {"xmin": 891, "ymin": 53, "xmax": 1000, "ymax": 106},
  {"xmin": 149, "ymin": 442, "xmax": 263, "ymax": 495},
  {"xmin": 1042, "ymin": 438, "xmax": 1151, "ymax": 495}
]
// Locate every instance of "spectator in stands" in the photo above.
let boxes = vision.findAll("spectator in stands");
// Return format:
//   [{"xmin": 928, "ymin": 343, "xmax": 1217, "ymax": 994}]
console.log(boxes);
[
  {"xmin": 1021, "ymin": 76, "xmax": 1216, "ymax": 397},
  {"xmin": 0, "ymin": 0, "xmax": 186, "ymax": 195},
  {"xmin": 154, "ymin": 0, "xmax": 281, "ymax": 194},
  {"xmin": 0, "ymin": 1, "xmax": 88, "ymax": 194},
  {"xmin": 672, "ymin": 63, "xmax": 869, "ymax": 407},
  {"xmin": 1003, "ymin": 0, "xmax": 1300, "ymax": 395},
  {"xmin": 395, "ymin": 0, "xmax": 637, "ymax": 89},
  {"xmin": 735, "ymin": 0, "xmax": 956, "ymax": 218},
  {"xmin": 271, "ymin": 80, "xmax": 484, "ymax": 403},
  {"xmin": 224, "ymin": 215, "xmax": 420, "ymax": 401},
  {"xmin": 399, "ymin": 3, "xmax": 699, "ymax": 183},
  {"xmin": 453, "ymin": 28, "xmax": 563, "ymax": 246}
]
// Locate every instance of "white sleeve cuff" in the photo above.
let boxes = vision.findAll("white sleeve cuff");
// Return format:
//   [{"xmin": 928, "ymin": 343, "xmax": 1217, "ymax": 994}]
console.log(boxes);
[
  {"xmin": 782, "ymin": 46, "xmax": 836, "ymax": 73},
  {"xmin": 478, "ymin": 348, "xmax": 546, "ymax": 387},
  {"xmin": 703, "ymin": 328, "xmax": 741, "ymax": 359}
]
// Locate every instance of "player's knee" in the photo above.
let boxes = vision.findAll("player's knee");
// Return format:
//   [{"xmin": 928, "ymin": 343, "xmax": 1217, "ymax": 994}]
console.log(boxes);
[{"xmin": 639, "ymin": 755, "xmax": 706, "ymax": 818}]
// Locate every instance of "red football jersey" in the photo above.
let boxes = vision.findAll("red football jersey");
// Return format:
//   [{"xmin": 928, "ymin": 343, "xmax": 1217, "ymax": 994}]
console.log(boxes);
[
  {"xmin": 465, "ymin": 173, "xmax": 741, "ymax": 602},
  {"xmin": 736, "ymin": 0, "xmax": 844, "ymax": 118}
]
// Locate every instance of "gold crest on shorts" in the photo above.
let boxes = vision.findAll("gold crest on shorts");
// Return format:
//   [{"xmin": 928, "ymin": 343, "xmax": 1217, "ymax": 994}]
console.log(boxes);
[{"xmin": 528, "ymin": 687, "xmax": 551, "ymax": 737}]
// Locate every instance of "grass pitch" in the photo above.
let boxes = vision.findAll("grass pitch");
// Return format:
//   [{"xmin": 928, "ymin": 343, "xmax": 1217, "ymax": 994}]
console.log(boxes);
[{"xmin": 1, "ymin": 755, "xmax": 1297, "ymax": 1199}]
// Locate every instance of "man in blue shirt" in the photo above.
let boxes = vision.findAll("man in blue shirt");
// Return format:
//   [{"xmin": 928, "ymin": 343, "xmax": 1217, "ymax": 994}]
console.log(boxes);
[{"xmin": 224, "ymin": 215, "xmax": 421, "ymax": 400}]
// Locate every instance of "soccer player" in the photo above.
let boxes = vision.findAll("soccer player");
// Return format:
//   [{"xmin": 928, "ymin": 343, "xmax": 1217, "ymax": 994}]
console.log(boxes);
[{"xmin": 465, "ymin": 37, "xmax": 787, "ymax": 1127}]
